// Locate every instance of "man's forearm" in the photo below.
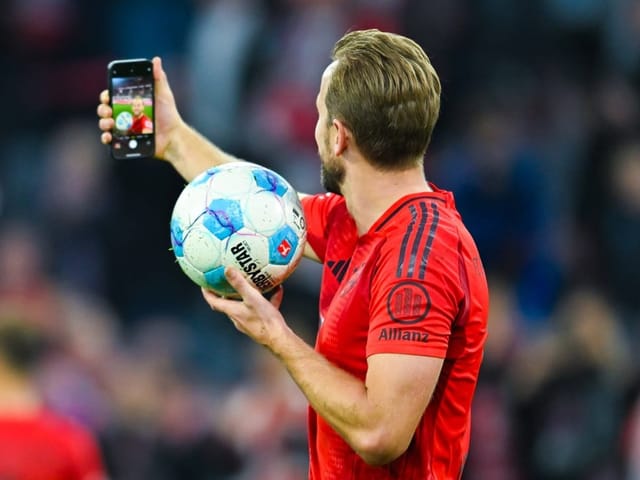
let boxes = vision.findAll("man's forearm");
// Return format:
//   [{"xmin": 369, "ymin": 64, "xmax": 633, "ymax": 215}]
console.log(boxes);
[
  {"xmin": 164, "ymin": 123, "xmax": 242, "ymax": 182},
  {"xmin": 271, "ymin": 330, "xmax": 391, "ymax": 463}
]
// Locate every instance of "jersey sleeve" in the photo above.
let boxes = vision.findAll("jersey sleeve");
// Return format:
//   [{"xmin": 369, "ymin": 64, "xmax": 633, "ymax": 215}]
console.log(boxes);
[
  {"xmin": 66, "ymin": 423, "xmax": 106, "ymax": 480},
  {"xmin": 366, "ymin": 226, "xmax": 461, "ymax": 359},
  {"xmin": 301, "ymin": 193, "xmax": 344, "ymax": 262}
]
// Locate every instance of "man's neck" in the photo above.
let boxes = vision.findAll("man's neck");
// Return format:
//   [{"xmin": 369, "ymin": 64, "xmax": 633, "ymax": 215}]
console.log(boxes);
[{"xmin": 342, "ymin": 163, "xmax": 432, "ymax": 235}]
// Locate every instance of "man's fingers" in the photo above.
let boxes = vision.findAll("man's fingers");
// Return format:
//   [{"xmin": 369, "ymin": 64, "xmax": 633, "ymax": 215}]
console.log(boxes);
[
  {"xmin": 99, "ymin": 118, "xmax": 114, "ymax": 131},
  {"xmin": 224, "ymin": 267, "xmax": 260, "ymax": 299},
  {"xmin": 152, "ymin": 57, "xmax": 164, "ymax": 81},
  {"xmin": 99, "ymin": 89, "xmax": 110, "ymax": 104},
  {"xmin": 201, "ymin": 287, "xmax": 220, "ymax": 305},
  {"xmin": 100, "ymin": 132, "xmax": 112, "ymax": 145},
  {"xmin": 201, "ymin": 287, "xmax": 240, "ymax": 315},
  {"xmin": 97, "ymin": 103, "xmax": 112, "ymax": 119}
]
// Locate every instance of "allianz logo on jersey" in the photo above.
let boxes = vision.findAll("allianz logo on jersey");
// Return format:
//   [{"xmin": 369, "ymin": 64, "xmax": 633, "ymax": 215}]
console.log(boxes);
[{"xmin": 378, "ymin": 327, "xmax": 429, "ymax": 343}]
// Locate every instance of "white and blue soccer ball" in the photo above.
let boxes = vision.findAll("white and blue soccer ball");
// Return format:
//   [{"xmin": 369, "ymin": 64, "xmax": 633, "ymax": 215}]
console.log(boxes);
[
  {"xmin": 170, "ymin": 162, "xmax": 307, "ymax": 297},
  {"xmin": 115, "ymin": 111, "xmax": 133, "ymax": 132}
]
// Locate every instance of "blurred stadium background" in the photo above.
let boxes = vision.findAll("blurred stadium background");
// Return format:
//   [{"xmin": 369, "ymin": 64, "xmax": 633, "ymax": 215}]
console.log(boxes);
[{"xmin": 1, "ymin": 0, "xmax": 640, "ymax": 478}]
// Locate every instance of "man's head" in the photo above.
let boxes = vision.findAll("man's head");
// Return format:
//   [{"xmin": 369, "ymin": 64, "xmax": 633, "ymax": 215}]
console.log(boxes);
[
  {"xmin": 320, "ymin": 29, "xmax": 441, "ymax": 176},
  {"xmin": 131, "ymin": 96, "xmax": 145, "ymax": 117}
]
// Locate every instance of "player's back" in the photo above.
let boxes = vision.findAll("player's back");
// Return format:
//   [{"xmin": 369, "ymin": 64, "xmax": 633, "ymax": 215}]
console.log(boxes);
[
  {"xmin": 306, "ymin": 187, "xmax": 489, "ymax": 479},
  {"xmin": 0, "ymin": 409, "xmax": 104, "ymax": 480}
]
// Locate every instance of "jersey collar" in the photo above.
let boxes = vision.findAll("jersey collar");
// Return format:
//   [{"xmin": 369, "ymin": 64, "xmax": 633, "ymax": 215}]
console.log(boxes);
[{"xmin": 369, "ymin": 183, "xmax": 454, "ymax": 234}]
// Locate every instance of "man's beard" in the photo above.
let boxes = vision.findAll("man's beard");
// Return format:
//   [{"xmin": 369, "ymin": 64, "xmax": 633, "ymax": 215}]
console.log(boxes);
[
  {"xmin": 320, "ymin": 157, "xmax": 344, "ymax": 195},
  {"xmin": 319, "ymin": 133, "xmax": 345, "ymax": 195}
]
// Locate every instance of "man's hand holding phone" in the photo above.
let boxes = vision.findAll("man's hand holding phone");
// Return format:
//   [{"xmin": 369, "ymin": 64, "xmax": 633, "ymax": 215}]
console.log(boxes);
[
  {"xmin": 99, "ymin": 57, "xmax": 183, "ymax": 161},
  {"xmin": 98, "ymin": 56, "xmax": 239, "ymax": 182}
]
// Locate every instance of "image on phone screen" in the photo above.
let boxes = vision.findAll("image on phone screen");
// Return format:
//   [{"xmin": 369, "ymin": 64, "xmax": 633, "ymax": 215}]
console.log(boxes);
[{"xmin": 110, "ymin": 72, "xmax": 154, "ymax": 158}]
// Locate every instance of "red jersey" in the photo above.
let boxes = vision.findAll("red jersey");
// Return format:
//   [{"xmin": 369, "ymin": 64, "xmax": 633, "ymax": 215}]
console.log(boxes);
[
  {"xmin": 130, "ymin": 113, "xmax": 152, "ymax": 134},
  {"xmin": 0, "ymin": 409, "xmax": 105, "ymax": 480},
  {"xmin": 302, "ymin": 186, "xmax": 488, "ymax": 480}
]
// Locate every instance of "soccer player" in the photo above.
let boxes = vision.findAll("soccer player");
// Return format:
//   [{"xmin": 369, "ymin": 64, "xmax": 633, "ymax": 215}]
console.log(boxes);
[
  {"xmin": 129, "ymin": 95, "xmax": 153, "ymax": 134},
  {"xmin": 98, "ymin": 29, "xmax": 488, "ymax": 479},
  {"xmin": 0, "ymin": 316, "xmax": 106, "ymax": 479}
]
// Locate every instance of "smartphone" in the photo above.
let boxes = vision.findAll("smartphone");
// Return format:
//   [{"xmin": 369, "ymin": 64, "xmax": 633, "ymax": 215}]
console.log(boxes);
[{"xmin": 107, "ymin": 59, "xmax": 155, "ymax": 159}]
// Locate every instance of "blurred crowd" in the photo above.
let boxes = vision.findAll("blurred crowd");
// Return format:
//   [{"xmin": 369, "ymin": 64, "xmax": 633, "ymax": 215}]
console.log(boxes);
[{"xmin": 1, "ymin": 0, "xmax": 640, "ymax": 479}]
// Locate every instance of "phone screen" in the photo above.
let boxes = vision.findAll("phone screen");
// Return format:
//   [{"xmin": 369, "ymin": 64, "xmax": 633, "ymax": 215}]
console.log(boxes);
[{"xmin": 109, "ymin": 59, "xmax": 154, "ymax": 159}]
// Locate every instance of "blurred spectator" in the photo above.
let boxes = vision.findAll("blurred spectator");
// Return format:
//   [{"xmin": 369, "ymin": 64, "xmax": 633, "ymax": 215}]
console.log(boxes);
[
  {"xmin": 602, "ymin": 0, "xmax": 640, "ymax": 76},
  {"xmin": 466, "ymin": 279, "xmax": 523, "ymax": 480},
  {"xmin": 39, "ymin": 120, "xmax": 113, "ymax": 296},
  {"xmin": 623, "ymin": 389, "xmax": 640, "ymax": 480},
  {"xmin": 511, "ymin": 288, "xmax": 630, "ymax": 480},
  {"xmin": 431, "ymin": 103, "xmax": 561, "ymax": 327},
  {"xmin": 0, "ymin": 314, "xmax": 106, "ymax": 480},
  {"xmin": 185, "ymin": 0, "xmax": 268, "ymax": 154},
  {"xmin": 0, "ymin": 222, "xmax": 61, "ymax": 334},
  {"xmin": 217, "ymin": 345, "xmax": 308, "ymax": 479},
  {"xmin": 244, "ymin": 0, "xmax": 351, "ymax": 189},
  {"xmin": 575, "ymin": 76, "xmax": 640, "ymax": 285},
  {"xmin": 98, "ymin": 315, "xmax": 244, "ymax": 479},
  {"xmin": 599, "ymin": 143, "xmax": 640, "ymax": 323}
]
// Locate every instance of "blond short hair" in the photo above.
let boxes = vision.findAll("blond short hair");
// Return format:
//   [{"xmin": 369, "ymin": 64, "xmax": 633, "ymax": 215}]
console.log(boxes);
[{"xmin": 327, "ymin": 29, "xmax": 441, "ymax": 170}]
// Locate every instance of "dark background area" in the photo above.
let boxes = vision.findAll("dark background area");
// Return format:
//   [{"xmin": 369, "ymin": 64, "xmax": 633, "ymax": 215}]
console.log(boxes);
[{"xmin": 1, "ymin": 0, "xmax": 640, "ymax": 478}]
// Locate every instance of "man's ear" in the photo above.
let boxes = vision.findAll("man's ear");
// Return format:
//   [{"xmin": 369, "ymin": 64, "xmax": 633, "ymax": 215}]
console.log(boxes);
[{"xmin": 332, "ymin": 119, "xmax": 350, "ymax": 156}]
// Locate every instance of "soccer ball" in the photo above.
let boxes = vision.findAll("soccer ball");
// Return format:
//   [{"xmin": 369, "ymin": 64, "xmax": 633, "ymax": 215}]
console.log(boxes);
[
  {"xmin": 115, "ymin": 111, "xmax": 133, "ymax": 132},
  {"xmin": 170, "ymin": 162, "xmax": 307, "ymax": 297}
]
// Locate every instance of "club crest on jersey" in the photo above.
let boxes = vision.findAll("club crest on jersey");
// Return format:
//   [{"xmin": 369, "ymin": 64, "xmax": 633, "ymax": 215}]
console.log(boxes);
[{"xmin": 386, "ymin": 280, "xmax": 431, "ymax": 324}]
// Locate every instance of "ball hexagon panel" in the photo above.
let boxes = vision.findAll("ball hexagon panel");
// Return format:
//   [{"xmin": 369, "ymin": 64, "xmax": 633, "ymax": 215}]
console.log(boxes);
[
  {"xmin": 190, "ymin": 168, "xmax": 216, "ymax": 188},
  {"xmin": 223, "ymin": 233, "xmax": 270, "ymax": 272},
  {"xmin": 203, "ymin": 198, "xmax": 244, "ymax": 240},
  {"xmin": 252, "ymin": 168, "xmax": 289, "ymax": 197},
  {"xmin": 268, "ymin": 225, "xmax": 300, "ymax": 265},
  {"xmin": 177, "ymin": 257, "xmax": 207, "ymax": 288},
  {"xmin": 209, "ymin": 164, "xmax": 256, "ymax": 198},
  {"xmin": 182, "ymin": 227, "xmax": 222, "ymax": 272},
  {"xmin": 203, "ymin": 266, "xmax": 238, "ymax": 297},
  {"xmin": 170, "ymin": 218, "xmax": 185, "ymax": 258},
  {"xmin": 284, "ymin": 202, "xmax": 306, "ymax": 239},
  {"xmin": 172, "ymin": 181, "xmax": 210, "ymax": 226},
  {"xmin": 266, "ymin": 263, "xmax": 291, "ymax": 282},
  {"xmin": 242, "ymin": 191, "xmax": 285, "ymax": 237}
]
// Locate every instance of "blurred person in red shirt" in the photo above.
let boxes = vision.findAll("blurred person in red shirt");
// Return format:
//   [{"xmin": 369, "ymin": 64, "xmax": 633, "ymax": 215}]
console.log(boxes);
[{"xmin": 0, "ymin": 315, "xmax": 106, "ymax": 480}]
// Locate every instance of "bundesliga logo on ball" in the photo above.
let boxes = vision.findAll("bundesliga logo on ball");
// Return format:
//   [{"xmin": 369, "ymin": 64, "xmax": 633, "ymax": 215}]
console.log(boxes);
[
  {"xmin": 115, "ymin": 111, "xmax": 133, "ymax": 132},
  {"xmin": 170, "ymin": 162, "xmax": 307, "ymax": 297}
]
